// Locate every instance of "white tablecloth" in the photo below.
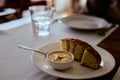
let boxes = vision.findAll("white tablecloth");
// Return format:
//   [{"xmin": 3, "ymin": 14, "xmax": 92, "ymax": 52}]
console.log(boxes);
[{"xmin": 0, "ymin": 18, "xmax": 118, "ymax": 80}]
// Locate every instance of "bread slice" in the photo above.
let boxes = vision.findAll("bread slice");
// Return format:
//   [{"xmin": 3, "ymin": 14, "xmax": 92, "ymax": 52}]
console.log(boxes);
[
  {"xmin": 60, "ymin": 38, "xmax": 70, "ymax": 51},
  {"xmin": 69, "ymin": 39, "xmax": 76, "ymax": 53},
  {"xmin": 73, "ymin": 40, "xmax": 92, "ymax": 61},
  {"xmin": 80, "ymin": 47, "xmax": 101, "ymax": 69},
  {"xmin": 60, "ymin": 38, "xmax": 77, "ymax": 52},
  {"xmin": 73, "ymin": 41, "xmax": 85, "ymax": 61}
]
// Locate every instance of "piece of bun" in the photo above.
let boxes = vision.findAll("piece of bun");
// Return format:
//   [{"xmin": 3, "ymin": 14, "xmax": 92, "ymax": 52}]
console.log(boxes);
[
  {"xmin": 60, "ymin": 38, "xmax": 101, "ymax": 69},
  {"xmin": 81, "ymin": 47, "xmax": 101, "ymax": 69}
]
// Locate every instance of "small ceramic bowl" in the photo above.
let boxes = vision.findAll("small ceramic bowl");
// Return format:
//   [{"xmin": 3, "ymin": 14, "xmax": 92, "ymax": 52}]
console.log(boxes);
[{"xmin": 47, "ymin": 51, "xmax": 74, "ymax": 70}]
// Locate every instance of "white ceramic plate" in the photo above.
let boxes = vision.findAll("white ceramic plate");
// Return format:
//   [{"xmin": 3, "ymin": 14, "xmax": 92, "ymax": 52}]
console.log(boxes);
[
  {"xmin": 32, "ymin": 42, "xmax": 115, "ymax": 79},
  {"xmin": 60, "ymin": 15, "xmax": 110, "ymax": 30}
]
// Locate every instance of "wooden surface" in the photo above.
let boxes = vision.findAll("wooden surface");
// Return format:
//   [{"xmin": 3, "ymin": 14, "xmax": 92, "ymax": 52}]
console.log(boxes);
[{"xmin": 97, "ymin": 26, "xmax": 120, "ymax": 80}]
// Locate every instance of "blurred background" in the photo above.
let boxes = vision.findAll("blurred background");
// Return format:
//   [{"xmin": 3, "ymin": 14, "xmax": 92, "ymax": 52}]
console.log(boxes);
[
  {"xmin": 0, "ymin": 0, "xmax": 120, "ymax": 24},
  {"xmin": 0, "ymin": 0, "xmax": 89, "ymax": 23}
]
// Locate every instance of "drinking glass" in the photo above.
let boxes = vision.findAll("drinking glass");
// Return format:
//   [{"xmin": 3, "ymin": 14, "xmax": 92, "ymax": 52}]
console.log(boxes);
[{"xmin": 29, "ymin": 5, "xmax": 54, "ymax": 36}]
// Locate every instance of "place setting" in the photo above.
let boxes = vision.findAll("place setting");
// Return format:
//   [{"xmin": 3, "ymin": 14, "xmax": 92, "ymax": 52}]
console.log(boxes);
[
  {"xmin": 59, "ymin": 14, "xmax": 116, "ymax": 35},
  {"xmin": 60, "ymin": 14, "xmax": 111, "ymax": 30},
  {"xmin": 17, "ymin": 11, "xmax": 117, "ymax": 79}
]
